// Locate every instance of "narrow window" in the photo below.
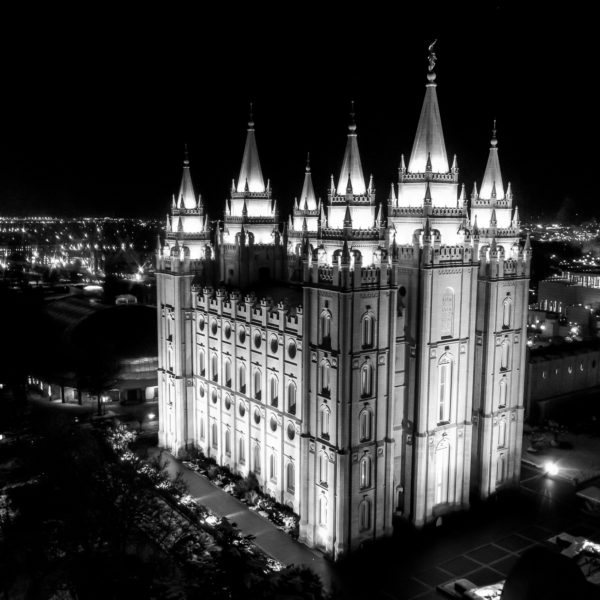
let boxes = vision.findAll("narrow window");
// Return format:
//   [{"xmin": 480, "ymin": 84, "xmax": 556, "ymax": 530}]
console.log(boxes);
[
  {"xmin": 320, "ymin": 310, "xmax": 331, "ymax": 347},
  {"xmin": 499, "ymin": 379, "xmax": 507, "ymax": 408},
  {"xmin": 435, "ymin": 440, "xmax": 450, "ymax": 505},
  {"xmin": 497, "ymin": 453, "xmax": 506, "ymax": 484},
  {"xmin": 211, "ymin": 353, "xmax": 218, "ymax": 382},
  {"xmin": 286, "ymin": 462, "xmax": 295, "ymax": 493},
  {"xmin": 321, "ymin": 361, "xmax": 331, "ymax": 395},
  {"xmin": 361, "ymin": 361, "xmax": 372, "ymax": 397},
  {"xmin": 501, "ymin": 341, "xmax": 510, "ymax": 371},
  {"xmin": 270, "ymin": 375, "xmax": 278, "ymax": 407},
  {"xmin": 225, "ymin": 359, "xmax": 232, "ymax": 388},
  {"xmin": 319, "ymin": 452, "xmax": 328, "ymax": 485},
  {"xmin": 440, "ymin": 287, "xmax": 455, "ymax": 338},
  {"xmin": 362, "ymin": 314, "xmax": 374, "ymax": 347},
  {"xmin": 503, "ymin": 296, "xmax": 512, "ymax": 329},
  {"xmin": 199, "ymin": 416, "xmax": 205, "ymax": 440},
  {"xmin": 287, "ymin": 381, "xmax": 297, "ymax": 415},
  {"xmin": 254, "ymin": 370, "xmax": 261, "ymax": 400},
  {"xmin": 225, "ymin": 429, "xmax": 231, "ymax": 455},
  {"xmin": 239, "ymin": 363, "xmax": 246, "ymax": 394},
  {"xmin": 269, "ymin": 453, "xmax": 276, "ymax": 481},
  {"xmin": 320, "ymin": 406, "xmax": 330, "ymax": 439},
  {"xmin": 211, "ymin": 422, "xmax": 218, "ymax": 449},
  {"xmin": 199, "ymin": 349, "xmax": 205, "ymax": 377},
  {"xmin": 359, "ymin": 499, "xmax": 371, "ymax": 531},
  {"xmin": 498, "ymin": 418, "xmax": 507, "ymax": 448},
  {"xmin": 438, "ymin": 354, "xmax": 452, "ymax": 423},
  {"xmin": 238, "ymin": 436, "xmax": 245, "ymax": 464},
  {"xmin": 359, "ymin": 456, "xmax": 371, "ymax": 489},
  {"xmin": 359, "ymin": 409, "xmax": 372, "ymax": 442},
  {"xmin": 253, "ymin": 445, "xmax": 261, "ymax": 474},
  {"xmin": 319, "ymin": 496, "xmax": 328, "ymax": 526}
]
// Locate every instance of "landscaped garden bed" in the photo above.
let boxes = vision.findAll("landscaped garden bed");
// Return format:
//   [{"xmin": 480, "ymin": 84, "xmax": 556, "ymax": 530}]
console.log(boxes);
[{"xmin": 182, "ymin": 448, "xmax": 300, "ymax": 539}]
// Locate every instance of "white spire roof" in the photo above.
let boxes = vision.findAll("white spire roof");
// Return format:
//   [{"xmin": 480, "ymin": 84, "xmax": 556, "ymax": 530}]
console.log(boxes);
[
  {"xmin": 178, "ymin": 147, "xmax": 197, "ymax": 209},
  {"xmin": 300, "ymin": 154, "xmax": 317, "ymax": 210},
  {"xmin": 336, "ymin": 108, "xmax": 366, "ymax": 195},
  {"xmin": 479, "ymin": 123, "xmax": 505, "ymax": 200},
  {"xmin": 408, "ymin": 73, "xmax": 449, "ymax": 173},
  {"xmin": 236, "ymin": 113, "xmax": 265, "ymax": 193}
]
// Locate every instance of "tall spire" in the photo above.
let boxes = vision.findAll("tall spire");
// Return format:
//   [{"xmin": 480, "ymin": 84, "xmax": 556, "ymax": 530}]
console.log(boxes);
[
  {"xmin": 336, "ymin": 101, "xmax": 366, "ymax": 195},
  {"xmin": 480, "ymin": 120, "xmax": 505, "ymax": 200},
  {"xmin": 300, "ymin": 153, "xmax": 317, "ymax": 210},
  {"xmin": 408, "ymin": 42, "xmax": 449, "ymax": 173},
  {"xmin": 236, "ymin": 103, "xmax": 265, "ymax": 193},
  {"xmin": 178, "ymin": 144, "xmax": 197, "ymax": 209}
]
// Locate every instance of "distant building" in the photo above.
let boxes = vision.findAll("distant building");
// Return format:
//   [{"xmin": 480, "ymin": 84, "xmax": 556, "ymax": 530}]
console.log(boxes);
[
  {"xmin": 156, "ymin": 56, "xmax": 531, "ymax": 557},
  {"xmin": 525, "ymin": 341, "xmax": 600, "ymax": 422}
]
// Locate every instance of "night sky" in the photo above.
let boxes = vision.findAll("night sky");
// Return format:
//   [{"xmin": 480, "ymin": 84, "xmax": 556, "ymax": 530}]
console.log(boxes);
[{"xmin": 0, "ymin": 5, "xmax": 593, "ymax": 222}]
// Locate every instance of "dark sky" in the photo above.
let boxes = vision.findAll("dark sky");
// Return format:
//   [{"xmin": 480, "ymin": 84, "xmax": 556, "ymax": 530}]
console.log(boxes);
[{"xmin": 0, "ymin": 4, "xmax": 594, "ymax": 221}]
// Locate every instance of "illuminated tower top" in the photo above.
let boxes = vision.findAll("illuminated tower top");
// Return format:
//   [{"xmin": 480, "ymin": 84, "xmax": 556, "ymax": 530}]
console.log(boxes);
[
  {"xmin": 236, "ymin": 105, "xmax": 265, "ymax": 193},
  {"xmin": 407, "ymin": 44, "xmax": 449, "ymax": 174},
  {"xmin": 336, "ymin": 103, "xmax": 366, "ymax": 195},
  {"xmin": 300, "ymin": 154, "xmax": 318, "ymax": 210},
  {"xmin": 479, "ymin": 121, "xmax": 505, "ymax": 200},
  {"xmin": 178, "ymin": 145, "xmax": 198, "ymax": 209}
]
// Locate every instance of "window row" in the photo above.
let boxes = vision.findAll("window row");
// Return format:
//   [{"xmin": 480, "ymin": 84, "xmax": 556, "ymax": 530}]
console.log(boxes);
[
  {"xmin": 318, "ymin": 359, "xmax": 374, "ymax": 397},
  {"xmin": 319, "ymin": 309, "xmax": 376, "ymax": 348}
]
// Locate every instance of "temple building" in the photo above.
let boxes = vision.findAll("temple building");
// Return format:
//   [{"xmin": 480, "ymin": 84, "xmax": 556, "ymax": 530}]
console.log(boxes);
[{"xmin": 155, "ymin": 53, "xmax": 531, "ymax": 558}]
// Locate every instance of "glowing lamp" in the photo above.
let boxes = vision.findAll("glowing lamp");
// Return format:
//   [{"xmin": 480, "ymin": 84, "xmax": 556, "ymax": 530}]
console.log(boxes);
[
  {"xmin": 148, "ymin": 413, "xmax": 156, "ymax": 420},
  {"xmin": 545, "ymin": 462, "xmax": 559, "ymax": 476}
]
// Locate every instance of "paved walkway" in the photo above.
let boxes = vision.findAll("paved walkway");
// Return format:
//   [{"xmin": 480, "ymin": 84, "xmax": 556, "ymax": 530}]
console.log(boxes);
[{"xmin": 149, "ymin": 448, "xmax": 336, "ymax": 592}]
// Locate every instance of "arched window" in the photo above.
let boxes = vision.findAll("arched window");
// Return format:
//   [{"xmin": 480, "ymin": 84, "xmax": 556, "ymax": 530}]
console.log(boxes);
[
  {"xmin": 498, "ymin": 418, "xmax": 507, "ymax": 448},
  {"xmin": 319, "ymin": 496, "xmax": 328, "ymax": 526},
  {"xmin": 440, "ymin": 287, "xmax": 455, "ymax": 338},
  {"xmin": 502, "ymin": 296, "xmax": 512, "ymax": 329},
  {"xmin": 211, "ymin": 353, "xmax": 218, "ymax": 382},
  {"xmin": 361, "ymin": 361, "xmax": 373, "ymax": 397},
  {"xmin": 496, "ymin": 453, "xmax": 506, "ymax": 484},
  {"xmin": 254, "ymin": 369, "xmax": 261, "ymax": 400},
  {"xmin": 269, "ymin": 453, "xmax": 276, "ymax": 481},
  {"xmin": 211, "ymin": 422, "xmax": 218, "ymax": 449},
  {"xmin": 287, "ymin": 381, "xmax": 297, "ymax": 415},
  {"xmin": 359, "ymin": 456, "xmax": 371, "ymax": 489},
  {"xmin": 320, "ymin": 360, "xmax": 331, "ymax": 395},
  {"xmin": 239, "ymin": 363, "xmax": 246, "ymax": 394},
  {"xmin": 199, "ymin": 416, "xmax": 205, "ymax": 440},
  {"xmin": 501, "ymin": 341, "xmax": 510, "ymax": 371},
  {"xmin": 253, "ymin": 445, "xmax": 261, "ymax": 474},
  {"xmin": 199, "ymin": 349, "xmax": 205, "ymax": 377},
  {"xmin": 320, "ymin": 310, "xmax": 332, "ymax": 346},
  {"xmin": 225, "ymin": 359, "xmax": 232, "ymax": 388},
  {"xmin": 270, "ymin": 375, "xmax": 278, "ymax": 407},
  {"xmin": 499, "ymin": 379, "xmax": 508, "ymax": 408},
  {"xmin": 168, "ymin": 348, "xmax": 174, "ymax": 372},
  {"xmin": 359, "ymin": 409, "xmax": 372, "ymax": 442},
  {"xmin": 435, "ymin": 440, "xmax": 450, "ymax": 505},
  {"xmin": 438, "ymin": 354, "xmax": 453, "ymax": 423},
  {"xmin": 320, "ymin": 405, "xmax": 330, "ymax": 439},
  {"xmin": 286, "ymin": 462, "xmax": 295, "ymax": 494},
  {"xmin": 225, "ymin": 429, "xmax": 231, "ymax": 455},
  {"xmin": 361, "ymin": 313, "xmax": 374, "ymax": 347},
  {"xmin": 319, "ymin": 452, "xmax": 328, "ymax": 485},
  {"xmin": 238, "ymin": 436, "xmax": 245, "ymax": 464},
  {"xmin": 359, "ymin": 499, "xmax": 371, "ymax": 531}
]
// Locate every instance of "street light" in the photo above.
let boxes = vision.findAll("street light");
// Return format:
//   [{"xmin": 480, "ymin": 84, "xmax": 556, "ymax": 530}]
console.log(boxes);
[
  {"xmin": 148, "ymin": 412, "xmax": 156, "ymax": 421},
  {"xmin": 545, "ymin": 461, "xmax": 559, "ymax": 477}
]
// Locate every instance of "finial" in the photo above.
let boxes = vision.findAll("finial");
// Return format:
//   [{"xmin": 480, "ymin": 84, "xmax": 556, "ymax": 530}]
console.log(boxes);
[
  {"xmin": 184, "ymin": 143, "xmax": 190, "ymax": 166},
  {"xmin": 349, "ymin": 100, "xmax": 356, "ymax": 132},
  {"xmin": 426, "ymin": 152, "xmax": 432, "ymax": 172},
  {"xmin": 427, "ymin": 39, "xmax": 437, "ymax": 82},
  {"xmin": 346, "ymin": 172, "xmax": 353, "ymax": 195},
  {"xmin": 248, "ymin": 102, "xmax": 254, "ymax": 128},
  {"xmin": 330, "ymin": 174, "xmax": 335, "ymax": 192},
  {"xmin": 306, "ymin": 152, "xmax": 311, "ymax": 172},
  {"xmin": 491, "ymin": 119, "xmax": 498, "ymax": 147},
  {"xmin": 400, "ymin": 154, "xmax": 406, "ymax": 173}
]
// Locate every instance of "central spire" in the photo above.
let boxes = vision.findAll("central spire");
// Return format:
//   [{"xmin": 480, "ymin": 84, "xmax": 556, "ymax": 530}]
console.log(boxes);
[
  {"xmin": 236, "ymin": 103, "xmax": 265, "ymax": 193},
  {"xmin": 336, "ymin": 102, "xmax": 366, "ymax": 195},
  {"xmin": 407, "ymin": 46, "xmax": 449, "ymax": 174},
  {"xmin": 479, "ymin": 121, "xmax": 505, "ymax": 200},
  {"xmin": 300, "ymin": 153, "xmax": 317, "ymax": 210},
  {"xmin": 178, "ymin": 144, "xmax": 197, "ymax": 209}
]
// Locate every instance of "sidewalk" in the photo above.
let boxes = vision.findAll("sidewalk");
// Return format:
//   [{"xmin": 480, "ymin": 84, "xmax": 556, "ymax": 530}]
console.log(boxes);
[{"xmin": 149, "ymin": 448, "xmax": 336, "ymax": 593}]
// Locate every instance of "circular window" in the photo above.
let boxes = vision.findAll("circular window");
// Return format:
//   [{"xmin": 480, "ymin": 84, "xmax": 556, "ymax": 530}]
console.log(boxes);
[
  {"xmin": 254, "ymin": 331, "xmax": 262, "ymax": 349},
  {"xmin": 270, "ymin": 335, "xmax": 279, "ymax": 354},
  {"xmin": 270, "ymin": 416, "xmax": 278, "ymax": 432},
  {"xmin": 288, "ymin": 340, "xmax": 297, "ymax": 359},
  {"xmin": 238, "ymin": 326, "xmax": 246, "ymax": 344},
  {"xmin": 199, "ymin": 385, "xmax": 205, "ymax": 397},
  {"xmin": 287, "ymin": 423, "xmax": 296, "ymax": 440},
  {"xmin": 211, "ymin": 319, "xmax": 218, "ymax": 335},
  {"xmin": 211, "ymin": 389, "xmax": 218, "ymax": 404},
  {"xmin": 224, "ymin": 322, "xmax": 231, "ymax": 339},
  {"xmin": 238, "ymin": 402, "xmax": 245, "ymax": 417},
  {"xmin": 254, "ymin": 408, "xmax": 261, "ymax": 424},
  {"xmin": 225, "ymin": 395, "xmax": 231, "ymax": 410},
  {"xmin": 399, "ymin": 286, "xmax": 407, "ymax": 297},
  {"xmin": 198, "ymin": 315, "xmax": 205, "ymax": 331}
]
